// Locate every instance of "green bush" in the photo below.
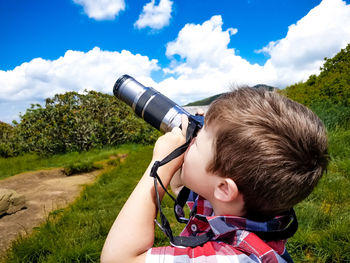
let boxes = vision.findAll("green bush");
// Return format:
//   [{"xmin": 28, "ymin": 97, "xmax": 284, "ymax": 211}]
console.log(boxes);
[
  {"xmin": 280, "ymin": 44, "xmax": 350, "ymax": 109},
  {"xmin": 106, "ymin": 158, "xmax": 121, "ymax": 166},
  {"xmin": 0, "ymin": 91, "xmax": 161, "ymax": 157},
  {"xmin": 0, "ymin": 121, "xmax": 21, "ymax": 157},
  {"xmin": 63, "ymin": 161, "xmax": 103, "ymax": 176}
]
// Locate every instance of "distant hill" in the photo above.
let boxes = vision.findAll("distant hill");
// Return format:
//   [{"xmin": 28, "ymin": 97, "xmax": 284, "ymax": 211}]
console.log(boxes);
[
  {"xmin": 185, "ymin": 93, "xmax": 225, "ymax": 106},
  {"xmin": 252, "ymin": 84, "xmax": 277, "ymax": 92},
  {"xmin": 185, "ymin": 84, "xmax": 277, "ymax": 106}
]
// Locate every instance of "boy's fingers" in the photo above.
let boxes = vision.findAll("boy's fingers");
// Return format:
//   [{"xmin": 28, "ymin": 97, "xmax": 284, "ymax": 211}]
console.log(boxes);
[
  {"xmin": 171, "ymin": 127, "xmax": 182, "ymax": 135},
  {"xmin": 196, "ymin": 108, "xmax": 205, "ymax": 116}
]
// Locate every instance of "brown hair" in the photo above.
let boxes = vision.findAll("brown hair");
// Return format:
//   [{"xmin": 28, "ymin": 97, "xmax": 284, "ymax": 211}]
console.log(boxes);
[{"xmin": 205, "ymin": 88, "xmax": 328, "ymax": 221}]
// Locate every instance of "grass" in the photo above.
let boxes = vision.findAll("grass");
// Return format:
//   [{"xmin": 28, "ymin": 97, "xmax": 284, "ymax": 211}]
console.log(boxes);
[
  {"xmin": 0, "ymin": 144, "xmax": 140, "ymax": 180},
  {"xmin": 286, "ymin": 127, "xmax": 350, "ymax": 262},
  {"xmin": 2, "ymin": 129, "xmax": 350, "ymax": 262},
  {"xmin": 3, "ymin": 145, "xmax": 153, "ymax": 262},
  {"xmin": 2, "ymin": 145, "xmax": 186, "ymax": 263}
]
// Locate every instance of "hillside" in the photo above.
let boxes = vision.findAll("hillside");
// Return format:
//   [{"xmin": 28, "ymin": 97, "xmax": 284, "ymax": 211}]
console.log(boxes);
[
  {"xmin": 280, "ymin": 44, "xmax": 350, "ymax": 107},
  {"xmin": 185, "ymin": 94, "xmax": 225, "ymax": 106},
  {"xmin": 185, "ymin": 84, "xmax": 277, "ymax": 106},
  {"xmin": 279, "ymin": 43, "xmax": 350, "ymax": 129}
]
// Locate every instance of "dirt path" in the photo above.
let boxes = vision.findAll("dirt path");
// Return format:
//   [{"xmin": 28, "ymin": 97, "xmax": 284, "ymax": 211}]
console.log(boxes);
[{"xmin": 0, "ymin": 166, "xmax": 103, "ymax": 257}]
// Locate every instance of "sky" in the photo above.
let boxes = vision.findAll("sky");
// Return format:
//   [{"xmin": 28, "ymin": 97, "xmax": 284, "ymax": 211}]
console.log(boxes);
[{"xmin": 1, "ymin": 0, "xmax": 350, "ymax": 124}]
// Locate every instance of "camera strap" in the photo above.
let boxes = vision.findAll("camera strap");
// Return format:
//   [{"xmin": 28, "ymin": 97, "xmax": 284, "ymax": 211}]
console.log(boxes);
[{"xmin": 150, "ymin": 117, "xmax": 214, "ymax": 248}]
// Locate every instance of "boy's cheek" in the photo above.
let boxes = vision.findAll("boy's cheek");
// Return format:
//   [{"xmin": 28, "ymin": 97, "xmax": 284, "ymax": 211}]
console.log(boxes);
[
  {"xmin": 180, "ymin": 157, "xmax": 192, "ymax": 181},
  {"xmin": 180, "ymin": 160, "xmax": 188, "ymax": 178},
  {"xmin": 184, "ymin": 141, "xmax": 195, "ymax": 158}
]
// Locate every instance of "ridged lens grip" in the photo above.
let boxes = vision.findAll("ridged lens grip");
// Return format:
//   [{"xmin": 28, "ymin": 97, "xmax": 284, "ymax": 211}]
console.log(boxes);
[{"xmin": 113, "ymin": 74, "xmax": 131, "ymax": 98}]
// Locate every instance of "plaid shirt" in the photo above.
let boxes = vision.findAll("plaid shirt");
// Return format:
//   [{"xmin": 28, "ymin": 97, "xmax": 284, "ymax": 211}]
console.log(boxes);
[{"xmin": 146, "ymin": 191, "xmax": 294, "ymax": 263}]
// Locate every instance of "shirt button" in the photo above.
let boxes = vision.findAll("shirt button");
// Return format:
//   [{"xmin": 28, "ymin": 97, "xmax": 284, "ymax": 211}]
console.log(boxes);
[{"xmin": 191, "ymin": 224, "xmax": 198, "ymax": 232}]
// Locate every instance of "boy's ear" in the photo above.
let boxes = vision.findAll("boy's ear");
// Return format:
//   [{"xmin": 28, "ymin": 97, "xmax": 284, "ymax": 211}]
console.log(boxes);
[{"xmin": 214, "ymin": 178, "xmax": 240, "ymax": 202}]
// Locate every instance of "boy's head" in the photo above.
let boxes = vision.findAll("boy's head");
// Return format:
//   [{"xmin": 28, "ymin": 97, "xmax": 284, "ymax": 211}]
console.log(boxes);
[{"xmin": 201, "ymin": 88, "xmax": 329, "ymax": 220}]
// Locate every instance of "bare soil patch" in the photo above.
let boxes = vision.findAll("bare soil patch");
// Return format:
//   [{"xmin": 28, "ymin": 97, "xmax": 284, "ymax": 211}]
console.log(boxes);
[{"xmin": 0, "ymin": 167, "xmax": 101, "ymax": 257}]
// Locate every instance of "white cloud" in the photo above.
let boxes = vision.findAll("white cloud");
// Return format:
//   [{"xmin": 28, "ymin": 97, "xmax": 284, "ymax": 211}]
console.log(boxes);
[
  {"xmin": 158, "ymin": 0, "xmax": 350, "ymax": 104},
  {"xmin": 157, "ymin": 15, "xmax": 271, "ymax": 104},
  {"xmin": 2, "ymin": 0, "xmax": 350, "ymax": 123},
  {"xmin": 134, "ymin": 0, "xmax": 173, "ymax": 30},
  {"xmin": 73, "ymin": 0, "xmax": 125, "ymax": 20},
  {"xmin": 258, "ymin": 0, "xmax": 350, "ymax": 86},
  {"xmin": 166, "ymin": 15, "xmax": 238, "ymax": 68},
  {"xmin": 0, "ymin": 47, "xmax": 159, "ymax": 122}
]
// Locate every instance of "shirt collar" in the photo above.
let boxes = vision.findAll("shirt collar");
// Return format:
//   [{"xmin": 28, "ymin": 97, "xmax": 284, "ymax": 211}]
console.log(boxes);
[{"xmin": 193, "ymin": 195, "xmax": 296, "ymax": 240}]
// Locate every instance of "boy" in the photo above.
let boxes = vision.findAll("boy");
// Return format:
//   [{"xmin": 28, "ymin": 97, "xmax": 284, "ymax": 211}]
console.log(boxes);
[{"xmin": 101, "ymin": 88, "xmax": 328, "ymax": 263}]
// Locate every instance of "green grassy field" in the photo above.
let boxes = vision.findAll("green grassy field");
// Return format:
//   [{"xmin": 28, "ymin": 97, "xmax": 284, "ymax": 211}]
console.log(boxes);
[
  {"xmin": 287, "ymin": 128, "xmax": 350, "ymax": 261},
  {"xmin": 2, "ymin": 145, "xmax": 182, "ymax": 262},
  {"xmin": 0, "ymin": 144, "xmax": 140, "ymax": 180},
  {"xmin": 2, "ymin": 145, "xmax": 152, "ymax": 262},
  {"xmin": 2, "ymin": 131, "xmax": 350, "ymax": 262}
]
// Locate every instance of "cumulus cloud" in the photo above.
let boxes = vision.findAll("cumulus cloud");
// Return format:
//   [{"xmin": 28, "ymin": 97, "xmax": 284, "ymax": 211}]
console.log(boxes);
[
  {"xmin": 134, "ymin": 0, "xmax": 173, "ymax": 30},
  {"xmin": 73, "ymin": 0, "xmax": 125, "ymax": 20},
  {"xmin": 0, "ymin": 47, "xmax": 159, "ymax": 122},
  {"xmin": 166, "ymin": 15, "xmax": 238, "ymax": 68},
  {"xmin": 158, "ymin": 0, "xmax": 350, "ymax": 104},
  {"xmin": 258, "ymin": 0, "xmax": 350, "ymax": 86},
  {"xmin": 2, "ymin": 0, "xmax": 350, "ymax": 123},
  {"xmin": 157, "ymin": 15, "xmax": 271, "ymax": 104}
]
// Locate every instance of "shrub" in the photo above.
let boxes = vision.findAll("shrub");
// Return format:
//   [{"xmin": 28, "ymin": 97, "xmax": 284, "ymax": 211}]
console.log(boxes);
[
  {"xmin": 281, "ymin": 44, "xmax": 350, "ymax": 109},
  {"xmin": 0, "ymin": 121, "xmax": 22, "ymax": 157},
  {"xmin": 0, "ymin": 91, "xmax": 161, "ymax": 157},
  {"xmin": 63, "ymin": 161, "xmax": 103, "ymax": 176}
]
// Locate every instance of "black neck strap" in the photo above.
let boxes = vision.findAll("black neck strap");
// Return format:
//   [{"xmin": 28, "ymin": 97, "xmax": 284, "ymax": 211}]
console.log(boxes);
[
  {"xmin": 150, "ymin": 118, "xmax": 213, "ymax": 248},
  {"xmin": 250, "ymin": 208, "xmax": 298, "ymax": 242}
]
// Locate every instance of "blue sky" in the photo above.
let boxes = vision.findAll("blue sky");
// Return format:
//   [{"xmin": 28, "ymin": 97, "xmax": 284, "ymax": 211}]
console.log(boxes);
[
  {"xmin": 1, "ymin": 0, "xmax": 350, "ymax": 123},
  {"xmin": 1, "ymin": 0, "xmax": 322, "ymax": 69}
]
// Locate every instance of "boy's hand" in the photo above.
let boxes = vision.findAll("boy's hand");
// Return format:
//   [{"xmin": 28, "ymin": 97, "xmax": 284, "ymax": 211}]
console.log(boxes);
[
  {"xmin": 152, "ymin": 115, "xmax": 188, "ymax": 174},
  {"xmin": 170, "ymin": 109, "xmax": 204, "ymax": 196},
  {"xmin": 101, "ymin": 116, "xmax": 190, "ymax": 263}
]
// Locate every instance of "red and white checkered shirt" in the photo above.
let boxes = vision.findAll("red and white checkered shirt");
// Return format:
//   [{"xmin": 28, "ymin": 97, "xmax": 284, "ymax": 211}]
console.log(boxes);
[{"xmin": 146, "ymin": 192, "xmax": 294, "ymax": 263}]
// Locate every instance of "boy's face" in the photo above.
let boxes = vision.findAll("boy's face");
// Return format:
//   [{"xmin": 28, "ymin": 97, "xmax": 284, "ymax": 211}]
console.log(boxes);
[{"xmin": 180, "ymin": 124, "xmax": 216, "ymax": 199}]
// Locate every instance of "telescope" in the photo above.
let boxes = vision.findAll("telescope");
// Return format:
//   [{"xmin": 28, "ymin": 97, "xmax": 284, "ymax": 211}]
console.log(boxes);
[{"xmin": 113, "ymin": 75, "xmax": 203, "ymax": 133}]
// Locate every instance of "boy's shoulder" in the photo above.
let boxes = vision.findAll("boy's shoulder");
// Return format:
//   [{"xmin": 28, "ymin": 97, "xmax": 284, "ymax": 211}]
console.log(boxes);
[
  {"xmin": 156, "ymin": 191, "xmax": 294, "ymax": 262},
  {"xmin": 147, "ymin": 233, "xmax": 292, "ymax": 263}
]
